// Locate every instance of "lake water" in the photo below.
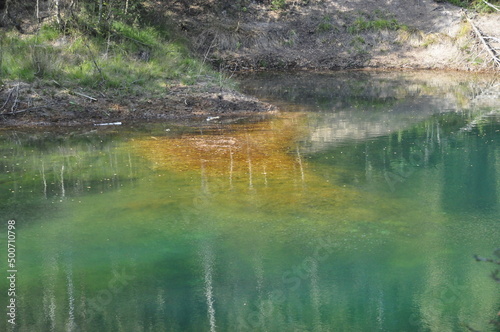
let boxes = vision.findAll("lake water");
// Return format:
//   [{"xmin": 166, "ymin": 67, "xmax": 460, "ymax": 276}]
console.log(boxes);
[{"xmin": 1, "ymin": 71, "xmax": 499, "ymax": 331}]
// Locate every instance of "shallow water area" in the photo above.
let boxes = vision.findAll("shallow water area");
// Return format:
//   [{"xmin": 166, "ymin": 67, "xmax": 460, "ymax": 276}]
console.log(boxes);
[{"xmin": 1, "ymin": 71, "xmax": 499, "ymax": 331}]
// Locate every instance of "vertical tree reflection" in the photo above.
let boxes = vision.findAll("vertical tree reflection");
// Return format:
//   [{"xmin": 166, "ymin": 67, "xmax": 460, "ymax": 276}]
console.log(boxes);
[{"xmin": 441, "ymin": 121, "xmax": 498, "ymax": 213}]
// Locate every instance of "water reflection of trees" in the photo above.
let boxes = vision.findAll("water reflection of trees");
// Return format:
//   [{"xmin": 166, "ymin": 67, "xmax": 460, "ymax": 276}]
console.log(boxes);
[
  {"xmin": 305, "ymin": 116, "xmax": 447, "ymax": 189},
  {"xmin": 239, "ymin": 71, "xmax": 498, "ymax": 112},
  {"xmin": 304, "ymin": 112, "xmax": 499, "ymax": 213},
  {"xmin": 1, "ymin": 109, "xmax": 499, "ymax": 331},
  {"xmin": 0, "ymin": 130, "xmax": 147, "ymax": 224},
  {"xmin": 442, "ymin": 118, "xmax": 499, "ymax": 213}
]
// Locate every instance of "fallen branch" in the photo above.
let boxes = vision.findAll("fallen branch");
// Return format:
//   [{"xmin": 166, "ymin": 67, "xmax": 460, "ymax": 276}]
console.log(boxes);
[
  {"xmin": 73, "ymin": 91, "xmax": 97, "ymax": 101},
  {"xmin": 483, "ymin": 0, "xmax": 500, "ymax": 11},
  {"xmin": 464, "ymin": 13, "xmax": 500, "ymax": 69},
  {"xmin": 484, "ymin": 37, "xmax": 500, "ymax": 43},
  {"xmin": 2, "ymin": 104, "xmax": 54, "ymax": 115}
]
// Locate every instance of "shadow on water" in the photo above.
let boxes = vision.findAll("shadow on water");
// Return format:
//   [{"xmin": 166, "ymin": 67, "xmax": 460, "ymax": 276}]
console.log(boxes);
[{"xmin": 0, "ymin": 71, "xmax": 499, "ymax": 331}]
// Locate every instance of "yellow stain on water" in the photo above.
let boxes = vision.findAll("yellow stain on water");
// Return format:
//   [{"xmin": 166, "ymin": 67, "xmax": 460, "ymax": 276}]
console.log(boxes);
[
  {"xmin": 133, "ymin": 113, "xmax": 310, "ymax": 180},
  {"xmin": 130, "ymin": 113, "xmax": 411, "ymax": 233}
]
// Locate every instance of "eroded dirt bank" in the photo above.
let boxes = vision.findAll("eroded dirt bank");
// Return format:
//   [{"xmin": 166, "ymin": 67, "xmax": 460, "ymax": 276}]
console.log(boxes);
[{"xmin": 166, "ymin": 0, "xmax": 499, "ymax": 71}]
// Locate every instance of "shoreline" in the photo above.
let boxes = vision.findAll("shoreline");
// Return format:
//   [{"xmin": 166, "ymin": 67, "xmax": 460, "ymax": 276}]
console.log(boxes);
[
  {"xmin": 1, "ymin": 66, "xmax": 496, "ymax": 128},
  {"xmin": 0, "ymin": 80, "xmax": 279, "ymax": 128}
]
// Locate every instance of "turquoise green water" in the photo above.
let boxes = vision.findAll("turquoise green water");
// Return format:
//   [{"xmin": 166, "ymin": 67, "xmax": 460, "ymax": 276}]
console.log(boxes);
[{"xmin": 1, "ymin": 71, "xmax": 499, "ymax": 331}]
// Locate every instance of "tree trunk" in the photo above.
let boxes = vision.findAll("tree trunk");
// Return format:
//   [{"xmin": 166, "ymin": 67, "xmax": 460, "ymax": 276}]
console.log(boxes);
[
  {"xmin": 55, "ymin": 0, "xmax": 61, "ymax": 26},
  {"xmin": 1, "ymin": 0, "xmax": 9, "ymax": 17},
  {"xmin": 98, "ymin": 0, "xmax": 103, "ymax": 25},
  {"xmin": 36, "ymin": 0, "xmax": 40, "ymax": 22}
]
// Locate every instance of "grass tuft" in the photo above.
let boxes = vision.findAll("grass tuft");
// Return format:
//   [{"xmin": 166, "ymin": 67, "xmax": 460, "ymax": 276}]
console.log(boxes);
[{"xmin": 348, "ymin": 17, "xmax": 402, "ymax": 34}]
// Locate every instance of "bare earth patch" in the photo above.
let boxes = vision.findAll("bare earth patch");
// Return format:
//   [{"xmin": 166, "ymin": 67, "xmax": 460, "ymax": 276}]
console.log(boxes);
[{"xmin": 0, "ymin": 82, "xmax": 278, "ymax": 127}]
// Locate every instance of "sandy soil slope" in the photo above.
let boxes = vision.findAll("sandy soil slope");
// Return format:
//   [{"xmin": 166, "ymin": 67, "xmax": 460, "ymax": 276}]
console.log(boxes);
[{"xmin": 165, "ymin": 0, "xmax": 499, "ymax": 71}]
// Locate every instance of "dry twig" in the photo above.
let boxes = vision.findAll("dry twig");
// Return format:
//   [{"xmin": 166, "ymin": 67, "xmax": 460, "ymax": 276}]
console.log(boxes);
[{"xmin": 73, "ymin": 91, "xmax": 97, "ymax": 101}]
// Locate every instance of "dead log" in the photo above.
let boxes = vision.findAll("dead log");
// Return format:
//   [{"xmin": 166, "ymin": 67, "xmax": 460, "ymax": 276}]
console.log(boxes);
[{"xmin": 464, "ymin": 13, "xmax": 500, "ymax": 69}]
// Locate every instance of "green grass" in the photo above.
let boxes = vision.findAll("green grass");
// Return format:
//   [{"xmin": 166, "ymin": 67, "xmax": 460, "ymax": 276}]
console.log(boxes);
[
  {"xmin": 440, "ymin": 0, "xmax": 499, "ymax": 12},
  {"xmin": 0, "ymin": 21, "xmax": 226, "ymax": 95},
  {"xmin": 348, "ymin": 18, "xmax": 402, "ymax": 34},
  {"xmin": 317, "ymin": 22, "xmax": 334, "ymax": 32},
  {"xmin": 351, "ymin": 36, "xmax": 366, "ymax": 45},
  {"xmin": 316, "ymin": 15, "xmax": 339, "ymax": 33}
]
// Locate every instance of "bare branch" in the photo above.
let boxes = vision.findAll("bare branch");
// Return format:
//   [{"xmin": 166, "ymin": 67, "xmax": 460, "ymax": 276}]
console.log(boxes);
[{"xmin": 483, "ymin": 0, "xmax": 500, "ymax": 12}]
